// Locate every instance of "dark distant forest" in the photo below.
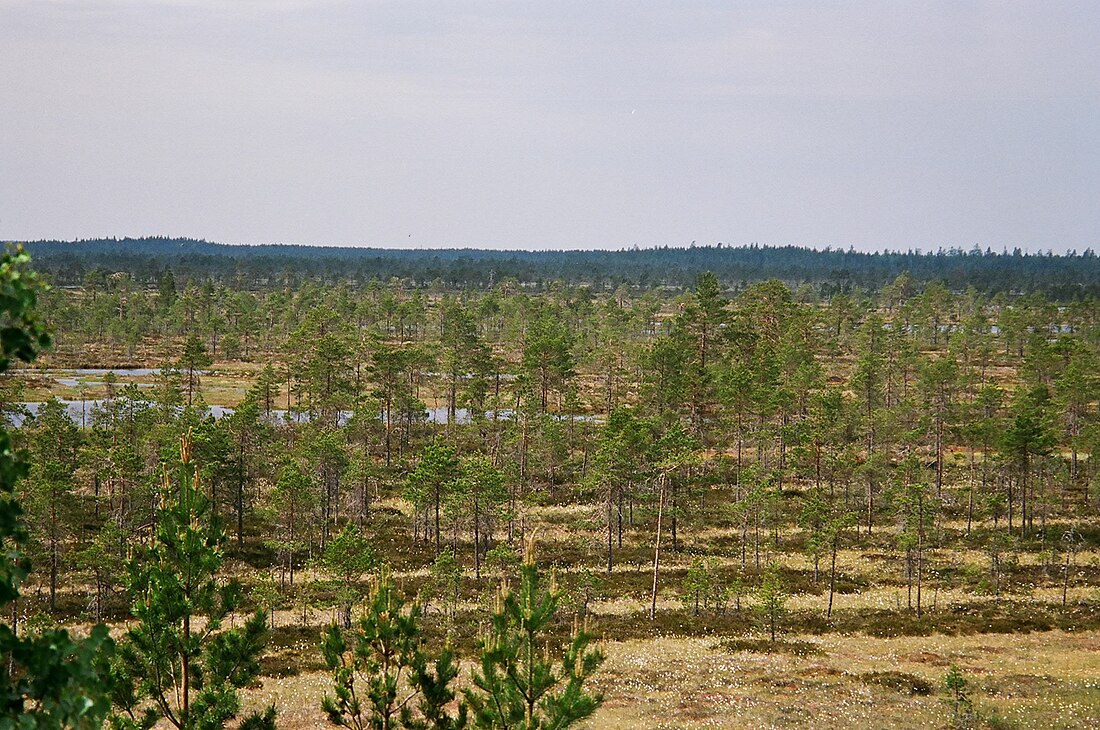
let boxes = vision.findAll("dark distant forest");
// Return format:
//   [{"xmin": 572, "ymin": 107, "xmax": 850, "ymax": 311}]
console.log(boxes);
[{"xmin": 15, "ymin": 237, "xmax": 1100, "ymax": 297}]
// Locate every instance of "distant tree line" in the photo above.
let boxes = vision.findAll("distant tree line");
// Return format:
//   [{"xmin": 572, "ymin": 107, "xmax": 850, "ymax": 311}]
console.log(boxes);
[{"xmin": 15, "ymin": 237, "xmax": 1100, "ymax": 298}]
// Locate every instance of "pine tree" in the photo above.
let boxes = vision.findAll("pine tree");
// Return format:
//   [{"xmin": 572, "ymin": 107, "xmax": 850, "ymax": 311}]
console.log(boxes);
[
  {"xmin": 999, "ymin": 387, "xmax": 1055, "ymax": 536},
  {"xmin": 178, "ymin": 334, "xmax": 213, "ymax": 406},
  {"xmin": 943, "ymin": 664, "xmax": 975, "ymax": 729},
  {"xmin": 249, "ymin": 363, "xmax": 281, "ymax": 419},
  {"xmin": 265, "ymin": 461, "xmax": 316, "ymax": 588},
  {"xmin": 754, "ymin": 563, "xmax": 788, "ymax": 642},
  {"xmin": 798, "ymin": 487, "xmax": 830, "ymax": 585},
  {"xmin": 424, "ymin": 551, "xmax": 461, "ymax": 629},
  {"xmin": 452, "ymin": 455, "xmax": 507, "ymax": 579},
  {"xmin": 464, "ymin": 544, "xmax": 603, "ymax": 730},
  {"xmin": 107, "ymin": 431, "xmax": 275, "ymax": 730},
  {"xmin": 520, "ymin": 314, "xmax": 574, "ymax": 414},
  {"xmin": 318, "ymin": 523, "xmax": 378, "ymax": 629},
  {"xmin": 680, "ymin": 557, "xmax": 714, "ymax": 616},
  {"xmin": 890, "ymin": 473, "xmax": 939, "ymax": 617},
  {"xmin": 321, "ymin": 570, "xmax": 467, "ymax": 730},
  {"xmin": 438, "ymin": 299, "xmax": 491, "ymax": 428},
  {"xmin": 405, "ymin": 441, "xmax": 460, "ymax": 554},
  {"xmin": 158, "ymin": 268, "xmax": 177, "ymax": 311},
  {"xmin": 825, "ymin": 511, "xmax": 858, "ymax": 619},
  {"xmin": 23, "ymin": 398, "xmax": 82, "ymax": 611}
]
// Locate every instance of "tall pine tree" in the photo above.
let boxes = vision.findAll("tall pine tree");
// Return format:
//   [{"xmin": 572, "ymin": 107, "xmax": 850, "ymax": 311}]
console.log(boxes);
[{"xmin": 107, "ymin": 431, "xmax": 275, "ymax": 730}]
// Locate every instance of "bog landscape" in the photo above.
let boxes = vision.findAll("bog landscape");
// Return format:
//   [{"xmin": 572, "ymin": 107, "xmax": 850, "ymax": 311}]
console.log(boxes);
[
  {"xmin": 6, "ymin": 2, "xmax": 1099, "ymax": 727},
  {"xmin": 3, "ymin": 240, "xmax": 1100, "ymax": 729}
]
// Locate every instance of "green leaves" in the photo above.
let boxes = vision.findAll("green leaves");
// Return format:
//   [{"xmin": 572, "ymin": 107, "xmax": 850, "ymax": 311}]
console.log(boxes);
[
  {"xmin": 0, "ymin": 249, "xmax": 51, "ymax": 374},
  {"xmin": 943, "ymin": 664, "xmax": 975, "ymax": 730},
  {"xmin": 404, "ymin": 442, "xmax": 459, "ymax": 516},
  {"xmin": 999, "ymin": 397, "xmax": 1056, "ymax": 465},
  {"xmin": 177, "ymin": 334, "xmax": 213, "ymax": 406},
  {"xmin": 0, "ymin": 246, "xmax": 115, "ymax": 729},
  {"xmin": 0, "ymin": 623, "xmax": 114, "ymax": 730},
  {"xmin": 680, "ymin": 557, "xmax": 723, "ymax": 616},
  {"xmin": 521, "ymin": 313, "xmax": 574, "ymax": 413},
  {"xmin": 318, "ymin": 523, "xmax": 378, "ymax": 629}
]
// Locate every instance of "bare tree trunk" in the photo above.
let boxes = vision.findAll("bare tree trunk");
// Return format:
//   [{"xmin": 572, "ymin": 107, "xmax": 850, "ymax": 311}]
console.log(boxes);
[
  {"xmin": 827, "ymin": 534, "xmax": 838, "ymax": 618},
  {"xmin": 1063, "ymin": 547, "xmax": 1073, "ymax": 607},
  {"xmin": 649, "ymin": 474, "xmax": 667, "ymax": 620},
  {"xmin": 606, "ymin": 486, "xmax": 613, "ymax": 573}
]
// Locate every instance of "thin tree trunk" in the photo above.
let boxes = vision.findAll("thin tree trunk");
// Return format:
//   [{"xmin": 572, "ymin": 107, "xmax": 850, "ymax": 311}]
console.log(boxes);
[
  {"xmin": 827, "ymin": 535, "xmax": 838, "ymax": 618},
  {"xmin": 182, "ymin": 612, "xmax": 191, "ymax": 722},
  {"xmin": 649, "ymin": 474, "xmax": 667, "ymax": 620},
  {"xmin": 606, "ymin": 487, "xmax": 613, "ymax": 573}
]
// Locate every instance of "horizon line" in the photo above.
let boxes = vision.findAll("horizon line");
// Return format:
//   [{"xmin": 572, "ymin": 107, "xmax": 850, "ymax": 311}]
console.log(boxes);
[{"xmin": 10, "ymin": 236, "xmax": 1092, "ymax": 258}]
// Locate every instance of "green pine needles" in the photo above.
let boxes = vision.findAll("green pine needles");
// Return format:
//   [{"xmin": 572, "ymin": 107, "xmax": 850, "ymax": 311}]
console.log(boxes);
[
  {"xmin": 321, "ymin": 570, "xmax": 466, "ymax": 730},
  {"xmin": 754, "ymin": 563, "xmax": 788, "ymax": 643},
  {"xmin": 107, "ymin": 432, "xmax": 275, "ymax": 730},
  {"xmin": 943, "ymin": 664, "xmax": 975, "ymax": 730},
  {"xmin": 322, "ymin": 543, "xmax": 604, "ymax": 730},
  {"xmin": 464, "ymin": 543, "xmax": 604, "ymax": 730}
]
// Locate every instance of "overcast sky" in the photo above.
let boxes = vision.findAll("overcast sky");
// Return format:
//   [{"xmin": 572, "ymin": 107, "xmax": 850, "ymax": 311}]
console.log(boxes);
[{"xmin": 2, "ymin": 1, "xmax": 1098, "ymax": 251}]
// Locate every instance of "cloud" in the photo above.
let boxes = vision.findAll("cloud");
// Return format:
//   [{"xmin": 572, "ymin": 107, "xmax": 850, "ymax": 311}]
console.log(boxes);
[{"xmin": 1, "ymin": 1, "xmax": 1098, "ymax": 249}]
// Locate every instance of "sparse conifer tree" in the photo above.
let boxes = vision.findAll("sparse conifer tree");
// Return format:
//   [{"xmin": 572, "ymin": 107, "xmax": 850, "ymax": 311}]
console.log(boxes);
[
  {"xmin": 754, "ymin": 562, "xmax": 787, "ymax": 643},
  {"xmin": 321, "ymin": 571, "xmax": 467, "ymax": 730},
  {"xmin": 464, "ymin": 544, "xmax": 603, "ymax": 729},
  {"xmin": 107, "ymin": 432, "xmax": 275, "ymax": 730}
]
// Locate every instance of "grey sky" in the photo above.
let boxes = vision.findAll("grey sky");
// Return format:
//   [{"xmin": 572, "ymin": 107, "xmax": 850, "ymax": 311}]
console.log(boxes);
[{"xmin": 2, "ymin": 1, "xmax": 1098, "ymax": 251}]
